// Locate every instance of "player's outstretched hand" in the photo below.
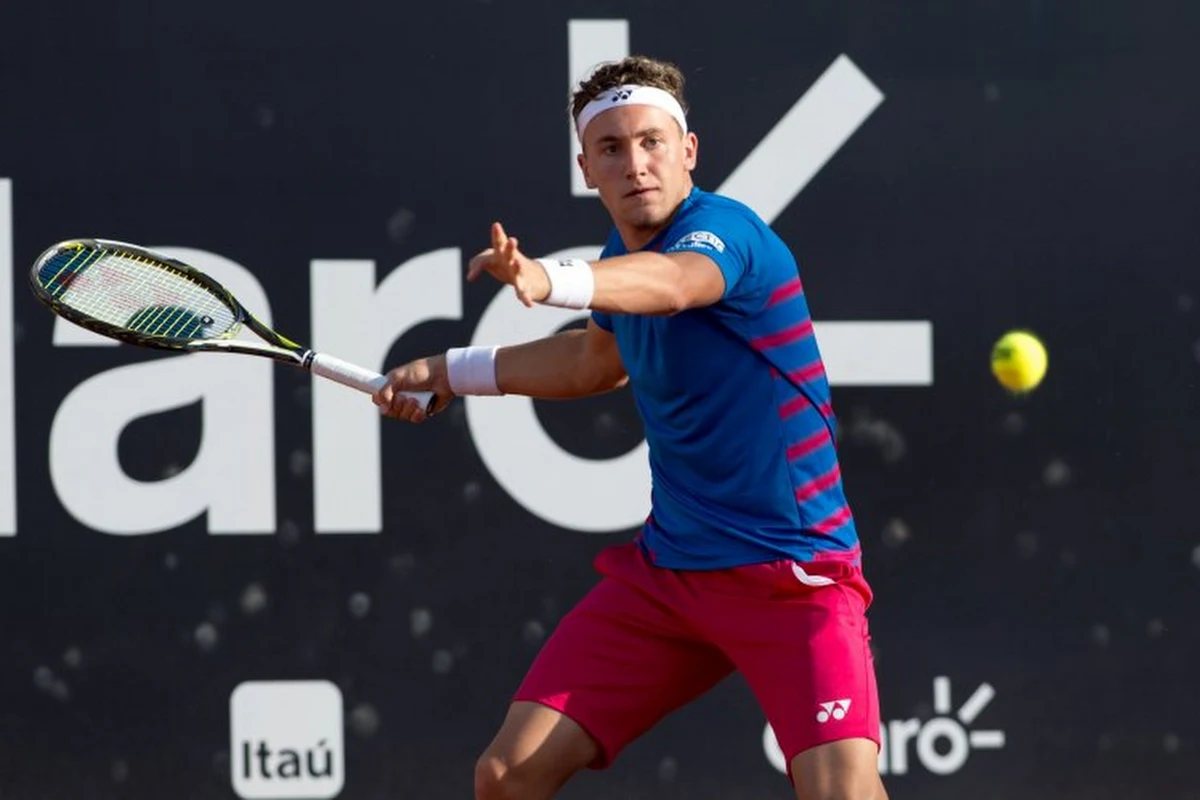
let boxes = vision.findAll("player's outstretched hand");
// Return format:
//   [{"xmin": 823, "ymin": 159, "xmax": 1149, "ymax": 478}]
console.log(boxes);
[
  {"xmin": 373, "ymin": 354, "xmax": 454, "ymax": 423},
  {"xmin": 466, "ymin": 222, "xmax": 550, "ymax": 307}
]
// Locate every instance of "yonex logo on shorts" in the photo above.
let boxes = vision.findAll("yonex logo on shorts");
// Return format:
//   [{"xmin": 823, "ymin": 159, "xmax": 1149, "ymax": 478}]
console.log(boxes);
[{"xmin": 816, "ymin": 698, "xmax": 851, "ymax": 723}]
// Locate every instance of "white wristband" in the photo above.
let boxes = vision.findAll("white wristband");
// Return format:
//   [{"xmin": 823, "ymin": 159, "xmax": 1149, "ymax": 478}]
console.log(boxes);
[
  {"xmin": 445, "ymin": 346, "xmax": 502, "ymax": 396},
  {"xmin": 536, "ymin": 257, "xmax": 595, "ymax": 309}
]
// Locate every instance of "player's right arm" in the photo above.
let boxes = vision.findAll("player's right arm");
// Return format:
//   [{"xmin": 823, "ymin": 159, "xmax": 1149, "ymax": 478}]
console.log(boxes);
[
  {"xmin": 373, "ymin": 318, "xmax": 625, "ymax": 422},
  {"xmin": 495, "ymin": 319, "xmax": 627, "ymax": 398}
]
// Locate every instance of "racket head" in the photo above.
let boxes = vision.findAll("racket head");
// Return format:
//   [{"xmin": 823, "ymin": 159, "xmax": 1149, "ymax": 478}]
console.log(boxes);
[{"xmin": 29, "ymin": 239, "xmax": 245, "ymax": 351}]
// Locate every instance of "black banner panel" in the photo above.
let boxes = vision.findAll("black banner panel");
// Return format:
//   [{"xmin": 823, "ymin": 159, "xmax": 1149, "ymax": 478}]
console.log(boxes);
[{"xmin": 0, "ymin": 2, "xmax": 1197, "ymax": 798}]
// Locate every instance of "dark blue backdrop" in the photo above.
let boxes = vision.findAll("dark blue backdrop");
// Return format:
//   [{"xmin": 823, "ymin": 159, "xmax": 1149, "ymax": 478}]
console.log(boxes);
[{"xmin": 0, "ymin": 1, "xmax": 1197, "ymax": 798}]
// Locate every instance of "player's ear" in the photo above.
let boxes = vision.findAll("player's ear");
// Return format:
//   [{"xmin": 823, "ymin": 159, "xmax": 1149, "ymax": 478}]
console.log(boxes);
[
  {"xmin": 577, "ymin": 152, "xmax": 596, "ymax": 189},
  {"xmin": 683, "ymin": 131, "xmax": 698, "ymax": 171}
]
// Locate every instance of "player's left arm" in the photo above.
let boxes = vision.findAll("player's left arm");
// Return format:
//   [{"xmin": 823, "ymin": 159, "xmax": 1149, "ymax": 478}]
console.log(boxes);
[
  {"xmin": 469, "ymin": 221, "xmax": 745, "ymax": 315},
  {"xmin": 584, "ymin": 250, "xmax": 725, "ymax": 314}
]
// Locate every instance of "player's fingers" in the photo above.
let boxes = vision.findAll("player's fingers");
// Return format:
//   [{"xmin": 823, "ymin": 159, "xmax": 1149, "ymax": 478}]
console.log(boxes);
[
  {"xmin": 466, "ymin": 250, "xmax": 492, "ymax": 282},
  {"xmin": 379, "ymin": 394, "xmax": 409, "ymax": 421},
  {"xmin": 398, "ymin": 395, "xmax": 429, "ymax": 423},
  {"xmin": 491, "ymin": 222, "xmax": 508, "ymax": 253},
  {"xmin": 371, "ymin": 384, "xmax": 393, "ymax": 407}
]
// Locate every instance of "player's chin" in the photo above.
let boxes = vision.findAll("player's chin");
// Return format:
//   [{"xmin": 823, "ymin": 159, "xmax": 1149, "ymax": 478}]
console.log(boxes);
[{"xmin": 622, "ymin": 205, "xmax": 669, "ymax": 230}]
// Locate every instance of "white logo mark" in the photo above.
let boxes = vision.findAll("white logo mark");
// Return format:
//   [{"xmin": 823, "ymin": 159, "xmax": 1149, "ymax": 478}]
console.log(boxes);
[
  {"xmin": 668, "ymin": 230, "xmax": 726, "ymax": 253},
  {"xmin": 877, "ymin": 677, "xmax": 1005, "ymax": 775},
  {"xmin": 816, "ymin": 698, "xmax": 852, "ymax": 723},
  {"xmin": 230, "ymin": 680, "xmax": 345, "ymax": 799},
  {"xmin": 792, "ymin": 562, "xmax": 835, "ymax": 586}
]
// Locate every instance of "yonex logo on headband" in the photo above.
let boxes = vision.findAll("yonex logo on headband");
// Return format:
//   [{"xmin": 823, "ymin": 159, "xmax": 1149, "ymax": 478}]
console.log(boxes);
[{"xmin": 575, "ymin": 84, "xmax": 688, "ymax": 143}]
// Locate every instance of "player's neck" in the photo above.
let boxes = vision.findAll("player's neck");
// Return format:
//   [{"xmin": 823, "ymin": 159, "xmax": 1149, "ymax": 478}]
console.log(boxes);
[{"xmin": 615, "ymin": 182, "xmax": 694, "ymax": 251}]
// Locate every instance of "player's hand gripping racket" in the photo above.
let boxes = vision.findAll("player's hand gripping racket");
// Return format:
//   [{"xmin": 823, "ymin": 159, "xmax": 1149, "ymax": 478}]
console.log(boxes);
[{"xmin": 28, "ymin": 238, "xmax": 436, "ymax": 413}]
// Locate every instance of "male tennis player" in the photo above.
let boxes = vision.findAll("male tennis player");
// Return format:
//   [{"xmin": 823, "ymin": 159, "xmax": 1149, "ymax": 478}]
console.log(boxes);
[{"xmin": 374, "ymin": 55, "xmax": 887, "ymax": 800}]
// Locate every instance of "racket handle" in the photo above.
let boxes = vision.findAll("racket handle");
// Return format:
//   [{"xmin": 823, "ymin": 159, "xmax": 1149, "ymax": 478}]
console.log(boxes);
[{"xmin": 308, "ymin": 352, "xmax": 436, "ymax": 414}]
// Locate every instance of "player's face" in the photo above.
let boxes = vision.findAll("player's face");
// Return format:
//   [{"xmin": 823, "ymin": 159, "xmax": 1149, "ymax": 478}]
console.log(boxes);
[{"xmin": 578, "ymin": 104, "xmax": 698, "ymax": 247}]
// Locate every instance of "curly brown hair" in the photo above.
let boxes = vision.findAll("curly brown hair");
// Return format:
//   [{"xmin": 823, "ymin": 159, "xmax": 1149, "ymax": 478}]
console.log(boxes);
[{"xmin": 570, "ymin": 55, "xmax": 689, "ymax": 126}]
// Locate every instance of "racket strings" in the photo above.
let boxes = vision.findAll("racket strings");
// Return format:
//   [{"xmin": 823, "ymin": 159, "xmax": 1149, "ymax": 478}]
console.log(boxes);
[{"xmin": 39, "ymin": 246, "xmax": 238, "ymax": 340}]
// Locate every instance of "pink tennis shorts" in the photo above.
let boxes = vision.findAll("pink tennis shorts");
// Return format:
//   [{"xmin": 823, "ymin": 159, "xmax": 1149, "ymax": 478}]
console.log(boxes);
[{"xmin": 514, "ymin": 541, "xmax": 880, "ymax": 773}]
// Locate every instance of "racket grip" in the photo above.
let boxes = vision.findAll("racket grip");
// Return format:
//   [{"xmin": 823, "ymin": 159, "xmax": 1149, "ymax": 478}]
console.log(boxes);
[{"xmin": 309, "ymin": 352, "xmax": 436, "ymax": 414}]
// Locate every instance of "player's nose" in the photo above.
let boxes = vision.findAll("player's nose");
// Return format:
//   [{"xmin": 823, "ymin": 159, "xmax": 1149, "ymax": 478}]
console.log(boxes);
[{"xmin": 623, "ymin": 148, "xmax": 649, "ymax": 178}]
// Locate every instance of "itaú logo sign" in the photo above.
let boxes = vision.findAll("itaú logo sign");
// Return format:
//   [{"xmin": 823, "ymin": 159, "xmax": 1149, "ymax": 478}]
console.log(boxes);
[
  {"xmin": 764, "ymin": 677, "xmax": 1005, "ymax": 776},
  {"xmin": 231, "ymin": 681, "xmax": 344, "ymax": 799}
]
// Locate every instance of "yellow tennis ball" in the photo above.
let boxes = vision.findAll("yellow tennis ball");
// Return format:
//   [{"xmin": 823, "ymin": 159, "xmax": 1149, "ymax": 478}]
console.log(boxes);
[{"xmin": 991, "ymin": 330, "xmax": 1047, "ymax": 393}]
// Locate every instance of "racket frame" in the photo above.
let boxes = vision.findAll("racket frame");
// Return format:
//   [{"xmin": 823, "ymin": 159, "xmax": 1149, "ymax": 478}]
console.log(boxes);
[
  {"xmin": 30, "ymin": 239, "xmax": 310, "ymax": 362},
  {"xmin": 29, "ymin": 238, "xmax": 437, "ymax": 412}
]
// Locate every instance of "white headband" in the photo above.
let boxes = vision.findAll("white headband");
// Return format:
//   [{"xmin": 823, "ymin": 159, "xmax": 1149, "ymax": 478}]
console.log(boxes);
[{"xmin": 574, "ymin": 84, "xmax": 688, "ymax": 143}]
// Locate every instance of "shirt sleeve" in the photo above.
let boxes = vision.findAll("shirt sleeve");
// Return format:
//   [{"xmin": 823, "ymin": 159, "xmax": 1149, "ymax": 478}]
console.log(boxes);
[{"xmin": 661, "ymin": 207, "xmax": 756, "ymax": 306}]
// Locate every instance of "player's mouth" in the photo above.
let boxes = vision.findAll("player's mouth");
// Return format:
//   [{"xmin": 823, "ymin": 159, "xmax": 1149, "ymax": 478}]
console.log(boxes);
[{"xmin": 624, "ymin": 187, "xmax": 658, "ymax": 199}]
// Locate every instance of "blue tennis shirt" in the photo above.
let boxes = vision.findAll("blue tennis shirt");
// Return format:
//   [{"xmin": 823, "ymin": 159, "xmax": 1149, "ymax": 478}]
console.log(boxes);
[{"xmin": 591, "ymin": 188, "xmax": 859, "ymax": 569}]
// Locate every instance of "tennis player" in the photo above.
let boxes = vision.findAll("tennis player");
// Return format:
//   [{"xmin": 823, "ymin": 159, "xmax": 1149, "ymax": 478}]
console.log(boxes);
[{"xmin": 374, "ymin": 55, "xmax": 887, "ymax": 800}]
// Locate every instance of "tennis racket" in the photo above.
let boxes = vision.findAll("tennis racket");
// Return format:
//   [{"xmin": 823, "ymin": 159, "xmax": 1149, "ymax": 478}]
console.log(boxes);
[{"xmin": 28, "ymin": 238, "xmax": 436, "ymax": 413}]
